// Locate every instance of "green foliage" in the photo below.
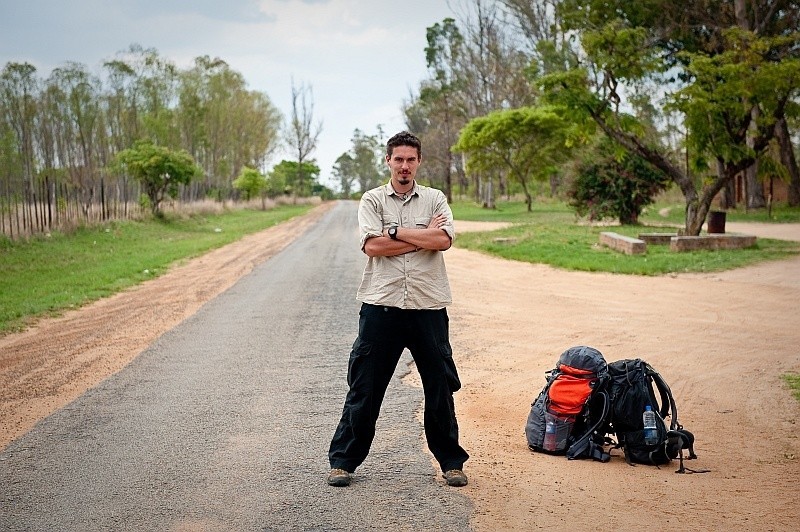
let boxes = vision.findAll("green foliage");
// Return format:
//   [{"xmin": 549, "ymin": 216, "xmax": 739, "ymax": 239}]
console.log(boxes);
[
  {"xmin": 138, "ymin": 193, "xmax": 151, "ymax": 211},
  {"xmin": 269, "ymin": 159, "xmax": 320, "ymax": 197},
  {"xmin": 425, "ymin": 18, "xmax": 464, "ymax": 80},
  {"xmin": 112, "ymin": 139, "xmax": 200, "ymax": 216},
  {"xmin": 671, "ymin": 29, "xmax": 800, "ymax": 169},
  {"xmin": 454, "ymin": 106, "xmax": 575, "ymax": 210},
  {"xmin": 581, "ymin": 22, "xmax": 661, "ymax": 82},
  {"xmin": 332, "ymin": 129, "xmax": 386, "ymax": 195},
  {"xmin": 0, "ymin": 204, "xmax": 313, "ymax": 335},
  {"xmin": 568, "ymin": 137, "xmax": 670, "ymax": 224},
  {"xmin": 233, "ymin": 166, "xmax": 266, "ymax": 200}
]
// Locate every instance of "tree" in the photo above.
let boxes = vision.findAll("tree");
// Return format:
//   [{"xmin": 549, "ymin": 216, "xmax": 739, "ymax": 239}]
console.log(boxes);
[
  {"xmin": 541, "ymin": 12, "xmax": 800, "ymax": 235},
  {"xmin": 568, "ymin": 135, "xmax": 671, "ymax": 224},
  {"xmin": 113, "ymin": 139, "xmax": 200, "ymax": 216},
  {"xmin": 177, "ymin": 56, "xmax": 282, "ymax": 198},
  {"xmin": 286, "ymin": 80, "xmax": 322, "ymax": 202},
  {"xmin": 422, "ymin": 17, "xmax": 466, "ymax": 201},
  {"xmin": 454, "ymin": 106, "xmax": 573, "ymax": 211},
  {"xmin": 332, "ymin": 153, "xmax": 356, "ymax": 197},
  {"xmin": 0, "ymin": 63, "xmax": 39, "ymax": 190},
  {"xmin": 331, "ymin": 128, "xmax": 386, "ymax": 196},
  {"xmin": 269, "ymin": 160, "xmax": 320, "ymax": 198},
  {"xmin": 233, "ymin": 166, "xmax": 266, "ymax": 203},
  {"xmin": 47, "ymin": 62, "xmax": 105, "ymax": 217}
]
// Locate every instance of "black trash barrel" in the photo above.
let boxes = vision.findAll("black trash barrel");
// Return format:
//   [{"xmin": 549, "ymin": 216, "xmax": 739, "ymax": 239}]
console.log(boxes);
[{"xmin": 707, "ymin": 211, "xmax": 726, "ymax": 234}]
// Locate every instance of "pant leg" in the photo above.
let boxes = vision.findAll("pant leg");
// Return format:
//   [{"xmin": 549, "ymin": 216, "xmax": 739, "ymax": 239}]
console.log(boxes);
[
  {"xmin": 328, "ymin": 304, "xmax": 404, "ymax": 472},
  {"xmin": 408, "ymin": 308, "xmax": 470, "ymax": 472}
]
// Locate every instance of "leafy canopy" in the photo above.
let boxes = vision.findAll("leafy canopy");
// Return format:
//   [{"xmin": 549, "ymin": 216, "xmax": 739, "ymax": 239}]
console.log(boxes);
[
  {"xmin": 113, "ymin": 139, "xmax": 200, "ymax": 216},
  {"xmin": 454, "ymin": 105, "xmax": 575, "ymax": 210}
]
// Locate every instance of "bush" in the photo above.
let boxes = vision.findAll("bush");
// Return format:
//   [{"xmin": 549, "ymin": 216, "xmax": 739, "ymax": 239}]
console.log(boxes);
[{"xmin": 568, "ymin": 138, "xmax": 670, "ymax": 224}]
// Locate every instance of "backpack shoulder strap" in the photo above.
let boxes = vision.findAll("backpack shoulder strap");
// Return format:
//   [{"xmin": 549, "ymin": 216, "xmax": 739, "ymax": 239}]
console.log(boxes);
[
  {"xmin": 566, "ymin": 390, "xmax": 611, "ymax": 462},
  {"xmin": 645, "ymin": 362, "xmax": 679, "ymax": 430}
]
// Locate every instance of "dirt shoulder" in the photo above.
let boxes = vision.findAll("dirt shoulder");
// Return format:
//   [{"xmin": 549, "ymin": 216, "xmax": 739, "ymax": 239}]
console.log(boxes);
[
  {"xmin": 446, "ymin": 221, "xmax": 800, "ymax": 530},
  {"xmin": 1, "ymin": 209, "xmax": 798, "ymax": 530}
]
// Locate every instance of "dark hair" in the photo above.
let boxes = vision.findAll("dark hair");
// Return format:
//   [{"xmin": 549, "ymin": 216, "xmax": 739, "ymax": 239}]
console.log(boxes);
[{"xmin": 386, "ymin": 131, "xmax": 422, "ymax": 159}]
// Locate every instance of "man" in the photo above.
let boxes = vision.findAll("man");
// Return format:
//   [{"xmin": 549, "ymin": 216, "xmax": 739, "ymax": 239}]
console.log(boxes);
[{"xmin": 327, "ymin": 131, "xmax": 469, "ymax": 488}]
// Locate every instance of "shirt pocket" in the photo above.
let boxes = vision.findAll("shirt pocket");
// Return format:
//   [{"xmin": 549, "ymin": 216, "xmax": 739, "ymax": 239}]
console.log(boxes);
[
  {"xmin": 383, "ymin": 215, "xmax": 400, "ymax": 229},
  {"xmin": 414, "ymin": 216, "xmax": 430, "ymax": 228}
]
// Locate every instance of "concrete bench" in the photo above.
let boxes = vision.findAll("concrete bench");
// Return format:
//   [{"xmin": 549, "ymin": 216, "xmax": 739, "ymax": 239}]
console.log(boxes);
[
  {"xmin": 599, "ymin": 232, "xmax": 647, "ymax": 254},
  {"xmin": 638, "ymin": 232, "xmax": 677, "ymax": 245},
  {"xmin": 670, "ymin": 234, "xmax": 757, "ymax": 252}
]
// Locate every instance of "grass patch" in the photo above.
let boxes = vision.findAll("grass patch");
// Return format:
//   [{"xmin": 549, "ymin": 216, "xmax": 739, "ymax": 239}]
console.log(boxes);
[
  {"xmin": 451, "ymin": 198, "xmax": 574, "ymax": 224},
  {"xmin": 640, "ymin": 201, "xmax": 800, "ymax": 225},
  {"xmin": 783, "ymin": 374, "xmax": 800, "ymax": 402},
  {"xmin": 0, "ymin": 204, "xmax": 313, "ymax": 335},
  {"xmin": 451, "ymin": 200, "xmax": 800, "ymax": 275}
]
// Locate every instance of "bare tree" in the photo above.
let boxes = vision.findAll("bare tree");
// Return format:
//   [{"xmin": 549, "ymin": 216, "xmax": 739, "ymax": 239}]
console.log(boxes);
[{"xmin": 286, "ymin": 79, "xmax": 322, "ymax": 198}]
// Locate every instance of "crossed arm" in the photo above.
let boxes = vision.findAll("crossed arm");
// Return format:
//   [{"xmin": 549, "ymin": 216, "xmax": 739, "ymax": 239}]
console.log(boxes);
[{"xmin": 363, "ymin": 214, "xmax": 452, "ymax": 257}]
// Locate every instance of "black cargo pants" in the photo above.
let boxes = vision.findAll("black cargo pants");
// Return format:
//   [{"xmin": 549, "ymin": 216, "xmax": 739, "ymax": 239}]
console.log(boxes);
[{"xmin": 328, "ymin": 303, "xmax": 469, "ymax": 473}]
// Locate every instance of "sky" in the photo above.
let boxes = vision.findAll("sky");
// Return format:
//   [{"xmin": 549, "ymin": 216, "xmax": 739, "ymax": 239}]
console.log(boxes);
[{"xmin": 0, "ymin": 0, "xmax": 458, "ymax": 189}]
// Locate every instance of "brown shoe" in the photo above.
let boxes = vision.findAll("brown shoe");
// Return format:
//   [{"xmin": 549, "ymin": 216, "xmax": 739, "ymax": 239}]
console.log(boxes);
[
  {"xmin": 327, "ymin": 468, "xmax": 351, "ymax": 487},
  {"xmin": 443, "ymin": 469, "xmax": 468, "ymax": 487}
]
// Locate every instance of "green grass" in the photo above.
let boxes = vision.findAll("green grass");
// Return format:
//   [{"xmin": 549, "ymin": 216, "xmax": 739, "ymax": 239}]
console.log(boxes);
[
  {"xmin": 451, "ymin": 200, "xmax": 800, "ymax": 275},
  {"xmin": 0, "ymin": 204, "xmax": 313, "ymax": 335},
  {"xmin": 640, "ymin": 200, "xmax": 800, "ymax": 225},
  {"xmin": 451, "ymin": 197, "xmax": 575, "ymax": 223},
  {"xmin": 783, "ymin": 374, "xmax": 800, "ymax": 402}
]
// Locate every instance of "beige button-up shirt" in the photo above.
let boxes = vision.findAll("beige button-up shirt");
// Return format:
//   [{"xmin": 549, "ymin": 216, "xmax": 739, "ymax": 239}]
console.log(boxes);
[{"xmin": 356, "ymin": 182, "xmax": 454, "ymax": 309}]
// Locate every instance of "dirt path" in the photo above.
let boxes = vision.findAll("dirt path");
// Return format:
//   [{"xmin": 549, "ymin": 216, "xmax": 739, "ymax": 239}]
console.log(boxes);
[{"xmin": 1, "ymin": 209, "xmax": 798, "ymax": 530}]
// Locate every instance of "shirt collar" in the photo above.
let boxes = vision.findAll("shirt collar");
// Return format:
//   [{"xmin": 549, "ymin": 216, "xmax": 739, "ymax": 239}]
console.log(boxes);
[{"xmin": 386, "ymin": 181, "xmax": 417, "ymax": 199}]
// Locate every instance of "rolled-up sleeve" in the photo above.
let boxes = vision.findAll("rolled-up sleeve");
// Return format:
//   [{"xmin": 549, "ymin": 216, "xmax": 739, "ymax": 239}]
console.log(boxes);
[
  {"xmin": 358, "ymin": 192, "xmax": 384, "ymax": 250},
  {"xmin": 435, "ymin": 191, "xmax": 455, "ymax": 242}
]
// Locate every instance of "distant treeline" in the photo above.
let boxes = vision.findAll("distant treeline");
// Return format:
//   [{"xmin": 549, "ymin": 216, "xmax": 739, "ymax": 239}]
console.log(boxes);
[{"xmin": 1, "ymin": 44, "xmax": 283, "ymax": 239}]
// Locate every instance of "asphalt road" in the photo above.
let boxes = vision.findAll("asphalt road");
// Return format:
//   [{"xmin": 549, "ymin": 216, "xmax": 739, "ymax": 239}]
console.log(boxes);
[{"xmin": 0, "ymin": 200, "xmax": 472, "ymax": 531}]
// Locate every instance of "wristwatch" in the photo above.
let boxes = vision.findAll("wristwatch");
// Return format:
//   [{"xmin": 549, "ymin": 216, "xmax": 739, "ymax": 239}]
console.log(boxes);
[{"xmin": 388, "ymin": 226, "xmax": 398, "ymax": 240}]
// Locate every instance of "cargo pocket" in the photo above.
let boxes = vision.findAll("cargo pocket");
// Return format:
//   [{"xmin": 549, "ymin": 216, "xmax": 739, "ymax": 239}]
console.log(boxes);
[
  {"xmin": 347, "ymin": 338, "xmax": 374, "ymax": 387},
  {"xmin": 439, "ymin": 341, "xmax": 461, "ymax": 393}
]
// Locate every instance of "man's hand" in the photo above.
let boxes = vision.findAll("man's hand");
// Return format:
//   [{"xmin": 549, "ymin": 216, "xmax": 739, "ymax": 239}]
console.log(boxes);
[{"xmin": 428, "ymin": 214, "xmax": 448, "ymax": 230}]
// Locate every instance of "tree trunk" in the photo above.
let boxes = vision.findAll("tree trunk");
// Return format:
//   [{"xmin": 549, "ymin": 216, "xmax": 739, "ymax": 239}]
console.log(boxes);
[
  {"xmin": 549, "ymin": 172, "xmax": 559, "ymax": 197},
  {"xmin": 775, "ymin": 116, "xmax": 800, "ymax": 207},
  {"xmin": 746, "ymin": 161, "xmax": 766, "ymax": 208},
  {"xmin": 718, "ymin": 160, "xmax": 737, "ymax": 209},
  {"xmin": 485, "ymin": 179, "xmax": 495, "ymax": 209}
]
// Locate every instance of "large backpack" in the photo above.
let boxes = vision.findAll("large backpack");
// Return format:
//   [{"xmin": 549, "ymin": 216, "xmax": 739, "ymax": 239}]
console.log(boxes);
[
  {"xmin": 525, "ymin": 346, "xmax": 611, "ymax": 462},
  {"xmin": 605, "ymin": 358, "xmax": 699, "ymax": 470}
]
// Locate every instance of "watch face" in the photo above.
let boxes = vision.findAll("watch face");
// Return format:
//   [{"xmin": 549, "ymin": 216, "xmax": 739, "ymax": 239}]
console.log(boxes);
[{"xmin": 389, "ymin": 226, "xmax": 397, "ymax": 238}]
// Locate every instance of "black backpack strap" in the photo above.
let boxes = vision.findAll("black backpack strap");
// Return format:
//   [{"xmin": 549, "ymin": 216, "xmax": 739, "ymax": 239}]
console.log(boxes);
[
  {"xmin": 646, "ymin": 363, "xmax": 679, "ymax": 431},
  {"xmin": 566, "ymin": 391, "xmax": 611, "ymax": 462}
]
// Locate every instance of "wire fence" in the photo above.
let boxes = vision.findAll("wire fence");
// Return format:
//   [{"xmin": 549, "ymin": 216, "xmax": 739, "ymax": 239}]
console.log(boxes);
[
  {"xmin": 0, "ymin": 177, "xmax": 148, "ymax": 240},
  {"xmin": 0, "ymin": 178, "xmax": 251, "ymax": 241}
]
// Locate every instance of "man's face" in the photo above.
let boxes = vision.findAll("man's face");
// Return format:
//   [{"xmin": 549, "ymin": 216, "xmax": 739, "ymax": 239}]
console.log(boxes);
[{"xmin": 386, "ymin": 145, "xmax": 420, "ymax": 188}]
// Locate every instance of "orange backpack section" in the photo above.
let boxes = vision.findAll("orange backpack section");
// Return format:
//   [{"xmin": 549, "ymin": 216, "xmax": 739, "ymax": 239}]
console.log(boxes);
[
  {"xmin": 526, "ymin": 346, "xmax": 611, "ymax": 460},
  {"xmin": 547, "ymin": 364, "xmax": 600, "ymax": 416}
]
